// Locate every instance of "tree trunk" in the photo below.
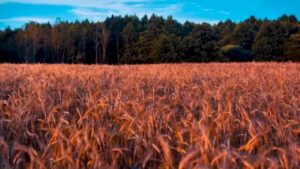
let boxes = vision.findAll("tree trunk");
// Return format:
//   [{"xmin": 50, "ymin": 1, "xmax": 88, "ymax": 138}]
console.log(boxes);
[
  {"xmin": 117, "ymin": 36, "xmax": 120, "ymax": 62},
  {"xmin": 95, "ymin": 30, "xmax": 98, "ymax": 64},
  {"xmin": 101, "ymin": 25, "xmax": 110, "ymax": 64}
]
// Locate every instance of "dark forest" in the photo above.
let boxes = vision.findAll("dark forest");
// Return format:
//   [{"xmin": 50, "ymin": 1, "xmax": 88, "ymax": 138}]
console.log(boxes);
[{"xmin": 0, "ymin": 14, "xmax": 299, "ymax": 64}]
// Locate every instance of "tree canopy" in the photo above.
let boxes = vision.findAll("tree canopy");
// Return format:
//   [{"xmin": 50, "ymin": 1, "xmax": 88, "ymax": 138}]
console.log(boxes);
[{"xmin": 0, "ymin": 14, "xmax": 299, "ymax": 64}]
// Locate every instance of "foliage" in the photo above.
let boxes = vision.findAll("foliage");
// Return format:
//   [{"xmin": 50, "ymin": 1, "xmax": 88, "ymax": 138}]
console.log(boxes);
[
  {"xmin": 253, "ymin": 21, "xmax": 294, "ymax": 61},
  {"xmin": 231, "ymin": 16, "xmax": 261, "ymax": 50},
  {"xmin": 183, "ymin": 23, "xmax": 221, "ymax": 62},
  {"xmin": 221, "ymin": 45, "xmax": 254, "ymax": 61},
  {"xmin": 284, "ymin": 33, "xmax": 300, "ymax": 61},
  {"xmin": 0, "ymin": 14, "xmax": 300, "ymax": 63}
]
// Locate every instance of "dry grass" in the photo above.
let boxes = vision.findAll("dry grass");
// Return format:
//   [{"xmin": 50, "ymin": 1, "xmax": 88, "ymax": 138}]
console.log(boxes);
[{"xmin": 0, "ymin": 63, "xmax": 299, "ymax": 169}]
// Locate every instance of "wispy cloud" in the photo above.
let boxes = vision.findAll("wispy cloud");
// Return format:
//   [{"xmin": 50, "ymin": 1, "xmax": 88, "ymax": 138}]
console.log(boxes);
[
  {"xmin": 192, "ymin": 18, "xmax": 220, "ymax": 24},
  {"xmin": 71, "ymin": 8, "xmax": 115, "ymax": 21},
  {"xmin": 219, "ymin": 10, "xmax": 230, "ymax": 15},
  {"xmin": 70, "ymin": 3, "xmax": 183, "ymax": 21},
  {"xmin": 202, "ymin": 8, "xmax": 214, "ymax": 12},
  {"xmin": 0, "ymin": 0, "xmax": 149, "ymax": 8},
  {"xmin": 176, "ymin": 17, "xmax": 220, "ymax": 25},
  {"xmin": 0, "ymin": 0, "xmax": 226, "ymax": 28},
  {"xmin": 0, "ymin": 0, "xmax": 183, "ymax": 20},
  {"xmin": 0, "ymin": 17, "xmax": 54, "ymax": 23}
]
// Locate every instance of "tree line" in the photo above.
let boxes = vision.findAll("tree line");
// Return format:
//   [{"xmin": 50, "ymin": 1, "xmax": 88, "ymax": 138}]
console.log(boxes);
[{"xmin": 0, "ymin": 14, "xmax": 300, "ymax": 64}]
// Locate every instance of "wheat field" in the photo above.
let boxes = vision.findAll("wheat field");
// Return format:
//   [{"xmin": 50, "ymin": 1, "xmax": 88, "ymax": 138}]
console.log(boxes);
[{"xmin": 0, "ymin": 63, "xmax": 299, "ymax": 169}]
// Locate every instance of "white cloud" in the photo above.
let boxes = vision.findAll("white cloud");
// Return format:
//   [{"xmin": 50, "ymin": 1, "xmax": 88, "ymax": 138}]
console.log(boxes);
[
  {"xmin": 202, "ymin": 8, "xmax": 214, "ymax": 12},
  {"xmin": 0, "ymin": 17, "xmax": 54, "ymax": 23},
  {"xmin": 0, "ymin": 0, "xmax": 183, "ymax": 21},
  {"xmin": 71, "ymin": 8, "xmax": 106, "ymax": 16},
  {"xmin": 0, "ymin": 0, "xmax": 149, "ymax": 8},
  {"xmin": 191, "ymin": 18, "xmax": 220, "ymax": 25},
  {"xmin": 176, "ymin": 17, "xmax": 220, "ymax": 25},
  {"xmin": 219, "ymin": 10, "xmax": 230, "ymax": 15},
  {"xmin": 130, "ymin": 3, "xmax": 182, "ymax": 17},
  {"xmin": 0, "ymin": 0, "xmax": 222, "ymax": 25},
  {"xmin": 71, "ymin": 8, "xmax": 115, "ymax": 21},
  {"xmin": 70, "ymin": 3, "xmax": 183, "ymax": 21}
]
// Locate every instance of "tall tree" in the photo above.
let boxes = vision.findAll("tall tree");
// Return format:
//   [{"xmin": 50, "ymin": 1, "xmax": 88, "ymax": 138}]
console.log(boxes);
[
  {"xmin": 151, "ymin": 34, "xmax": 181, "ymax": 62},
  {"xmin": 216, "ymin": 19, "xmax": 236, "ymax": 46},
  {"xmin": 105, "ymin": 16, "xmax": 126, "ymax": 63},
  {"xmin": 121, "ymin": 16, "xmax": 140, "ymax": 63},
  {"xmin": 94, "ymin": 23, "xmax": 101, "ymax": 64},
  {"xmin": 284, "ymin": 33, "xmax": 300, "ymax": 61},
  {"xmin": 253, "ymin": 21, "xmax": 290, "ymax": 61},
  {"xmin": 231, "ymin": 16, "xmax": 260, "ymax": 50},
  {"xmin": 0, "ymin": 14, "xmax": 299, "ymax": 64},
  {"xmin": 101, "ymin": 23, "xmax": 110, "ymax": 64},
  {"xmin": 181, "ymin": 21, "xmax": 194, "ymax": 37},
  {"xmin": 183, "ymin": 23, "xmax": 220, "ymax": 62},
  {"xmin": 0, "ymin": 28, "xmax": 18, "ymax": 62},
  {"xmin": 24, "ymin": 22, "xmax": 40, "ymax": 62}
]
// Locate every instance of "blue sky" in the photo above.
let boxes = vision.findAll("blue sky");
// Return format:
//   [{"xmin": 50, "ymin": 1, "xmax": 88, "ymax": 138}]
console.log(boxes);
[{"xmin": 1, "ymin": 0, "xmax": 300, "ymax": 29}]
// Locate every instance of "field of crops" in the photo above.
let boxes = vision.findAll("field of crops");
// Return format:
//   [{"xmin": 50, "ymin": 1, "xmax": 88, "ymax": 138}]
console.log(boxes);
[{"xmin": 0, "ymin": 63, "xmax": 299, "ymax": 169}]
